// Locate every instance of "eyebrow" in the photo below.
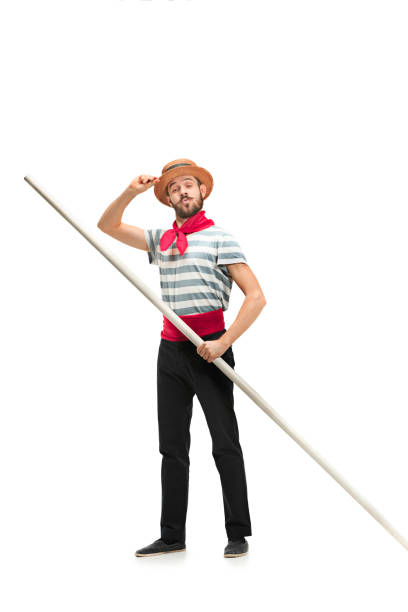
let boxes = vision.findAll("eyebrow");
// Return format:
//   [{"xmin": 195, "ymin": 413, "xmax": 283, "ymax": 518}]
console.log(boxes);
[{"xmin": 168, "ymin": 176, "xmax": 195, "ymax": 189}]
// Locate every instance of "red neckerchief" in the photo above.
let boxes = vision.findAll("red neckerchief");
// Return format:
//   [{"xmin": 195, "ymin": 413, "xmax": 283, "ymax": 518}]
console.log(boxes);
[{"xmin": 160, "ymin": 209, "xmax": 215, "ymax": 256}]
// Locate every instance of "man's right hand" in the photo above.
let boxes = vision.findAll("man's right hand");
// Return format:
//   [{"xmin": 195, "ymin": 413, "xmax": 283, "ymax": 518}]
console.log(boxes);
[{"xmin": 129, "ymin": 174, "xmax": 160, "ymax": 195}]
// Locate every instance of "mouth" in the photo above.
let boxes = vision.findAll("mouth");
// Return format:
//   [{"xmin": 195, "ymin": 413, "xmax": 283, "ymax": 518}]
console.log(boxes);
[{"xmin": 181, "ymin": 198, "xmax": 191, "ymax": 204}]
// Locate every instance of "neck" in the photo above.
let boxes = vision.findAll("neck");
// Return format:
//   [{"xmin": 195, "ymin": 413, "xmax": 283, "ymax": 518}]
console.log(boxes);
[{"xmin": 174, "ymin": 209, "xmax": 203, "ymax": 228}]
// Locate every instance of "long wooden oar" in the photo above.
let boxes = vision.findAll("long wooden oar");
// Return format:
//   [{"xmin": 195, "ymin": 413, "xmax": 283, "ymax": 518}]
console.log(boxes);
[{"xmin": 24, "ymin": 174, "xmax": 408, "ymax": 552}]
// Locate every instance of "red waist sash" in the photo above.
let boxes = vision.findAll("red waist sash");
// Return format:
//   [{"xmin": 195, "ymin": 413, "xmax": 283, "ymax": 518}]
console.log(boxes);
[{"xmin": 161, "ymin": 308, "xmax": 225, "ymax": 342}]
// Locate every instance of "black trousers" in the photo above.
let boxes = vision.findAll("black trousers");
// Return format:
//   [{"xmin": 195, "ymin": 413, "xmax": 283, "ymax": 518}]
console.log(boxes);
[{"xmin": 156, "ymin": 328, "xmax": 252, "ymax": 543}]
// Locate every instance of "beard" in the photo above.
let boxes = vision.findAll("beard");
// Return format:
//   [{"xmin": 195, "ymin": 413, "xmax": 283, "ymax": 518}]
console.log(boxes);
[{"xmin": 171, "ymin": 193, "xmax": 204, "ymax": 219}]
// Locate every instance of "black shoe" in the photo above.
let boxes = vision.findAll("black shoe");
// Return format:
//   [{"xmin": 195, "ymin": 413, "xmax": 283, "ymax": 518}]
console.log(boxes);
[
  {"xmin": 224, "ymin": 537, "xmax": 249, "ymax": 558},
  {"xmin": 135, "ymin": 538, "xmax": 186, "ymax": 557}
]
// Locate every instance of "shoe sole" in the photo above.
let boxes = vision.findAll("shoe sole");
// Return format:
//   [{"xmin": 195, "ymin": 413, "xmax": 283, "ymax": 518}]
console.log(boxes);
[
  {"xmin": 224, "ymin": 551, "xmax": 248, "ymax": 558},
  {"xmin": 135, "ymin": 548, "xmax": 186, "ymax": 557}
]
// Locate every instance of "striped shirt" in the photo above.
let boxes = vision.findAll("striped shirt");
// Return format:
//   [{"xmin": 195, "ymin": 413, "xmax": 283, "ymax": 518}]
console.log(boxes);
[{"xmin": 144, "ymin": 225, "xmax": 248, "ymax": 316}]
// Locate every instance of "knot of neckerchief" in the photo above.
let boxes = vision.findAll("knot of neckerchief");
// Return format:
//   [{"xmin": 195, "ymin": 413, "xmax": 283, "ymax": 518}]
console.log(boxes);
[{"xmin": 160, "ymin": 209, "xmax": 215, "ymax": 256}]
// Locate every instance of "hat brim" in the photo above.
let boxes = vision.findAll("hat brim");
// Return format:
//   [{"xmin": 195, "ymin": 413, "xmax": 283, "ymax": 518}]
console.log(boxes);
[{"xmin": 154, "ymin": 166, "xmax": 213, "ymax": 206}]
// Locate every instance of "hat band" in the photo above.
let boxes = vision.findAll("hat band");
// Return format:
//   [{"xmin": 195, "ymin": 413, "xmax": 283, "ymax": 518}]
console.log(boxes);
[{"xmin": 165, "ymin": 162, "xmax": 192, "ymax": 172}]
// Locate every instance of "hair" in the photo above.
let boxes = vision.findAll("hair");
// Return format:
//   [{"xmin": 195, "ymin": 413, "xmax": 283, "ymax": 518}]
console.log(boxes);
[{"xmin": 166, "ymin": 176, "xmax": 202, "ymax": 197}]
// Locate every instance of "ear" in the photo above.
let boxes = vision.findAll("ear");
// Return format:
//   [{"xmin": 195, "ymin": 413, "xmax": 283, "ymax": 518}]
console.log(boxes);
[
  {"xmin": 165, "ymin": 194, "xmax": 172, "ymax": 206},
  {"xmin": 200, "ymin": 183, "xmax": 207, "ymax": 198}
]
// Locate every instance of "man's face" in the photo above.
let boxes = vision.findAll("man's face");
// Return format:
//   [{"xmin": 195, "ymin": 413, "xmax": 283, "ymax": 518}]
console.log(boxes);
[{"xmin": 166, "ymin": 175, "xmax": 206, "ymax": 219}]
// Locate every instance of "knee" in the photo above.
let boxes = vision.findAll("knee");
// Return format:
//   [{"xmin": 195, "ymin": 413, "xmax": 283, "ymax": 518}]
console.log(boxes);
[
  {"xmin": 159, "ymin": 442, "xmax": 190, "ymax": 465},
  {"xmin": 212, "ymin": 443, "xmax": 243, "ymax": 462}
]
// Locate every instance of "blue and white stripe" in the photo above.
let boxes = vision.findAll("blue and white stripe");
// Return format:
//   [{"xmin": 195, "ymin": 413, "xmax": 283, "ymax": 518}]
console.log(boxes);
[{"xmin": 144, "ymin": 225, "xmax": 248, "ymax": 316}]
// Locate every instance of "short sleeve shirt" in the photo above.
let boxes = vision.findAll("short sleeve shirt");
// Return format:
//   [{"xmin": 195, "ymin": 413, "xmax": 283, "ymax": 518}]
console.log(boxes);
[{"xmin": 144, "ymin": 224, "xmax": 248, "ymax": 316}]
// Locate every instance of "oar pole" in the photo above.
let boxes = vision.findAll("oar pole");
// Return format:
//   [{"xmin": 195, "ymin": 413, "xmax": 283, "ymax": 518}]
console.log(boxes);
[{"xmin": 24, "ymin": 174, "xmax": 408, "ymax": 552}]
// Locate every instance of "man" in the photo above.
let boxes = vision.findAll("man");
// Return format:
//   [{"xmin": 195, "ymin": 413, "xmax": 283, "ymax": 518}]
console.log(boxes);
[{"xmin": 97, "ymin": 158, "xmax": 267, "ymax": 558}]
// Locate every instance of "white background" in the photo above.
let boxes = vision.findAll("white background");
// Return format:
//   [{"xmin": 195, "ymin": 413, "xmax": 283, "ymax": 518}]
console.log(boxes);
[{"xmin": 2, "ymin": 0, "xmax": 408, "ymax": 609}]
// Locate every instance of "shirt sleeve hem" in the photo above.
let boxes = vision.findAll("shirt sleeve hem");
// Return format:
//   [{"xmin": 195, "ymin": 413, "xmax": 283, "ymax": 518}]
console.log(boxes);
[{"xmin": 217, "ymin": 257, "xmax": 248, "ymax": 266}]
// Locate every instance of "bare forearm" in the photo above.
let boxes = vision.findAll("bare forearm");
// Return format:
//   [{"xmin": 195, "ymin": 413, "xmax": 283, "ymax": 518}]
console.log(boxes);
[
  {"xmin": 219, "ymin": 296, "xmax": 266, "ymax": 349},
  {"xmin": 97, "ymin": 186, "xmax": 138, "ymax": 230}
]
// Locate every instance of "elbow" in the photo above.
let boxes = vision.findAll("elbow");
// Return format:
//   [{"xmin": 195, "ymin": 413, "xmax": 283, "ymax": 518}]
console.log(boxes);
[{"xmin": 248, "ymin": 292, "xmax": 267, "ymax": 306}]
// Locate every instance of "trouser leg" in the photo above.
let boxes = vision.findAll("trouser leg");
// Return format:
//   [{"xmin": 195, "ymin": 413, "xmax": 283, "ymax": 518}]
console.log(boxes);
[
  {"xmin": 188, "ymin": 333, "xmax": 252, "ymax": 540},
  {"xmin": 157, "ymin": 342, "xmax": 195, "ymax": 543}
]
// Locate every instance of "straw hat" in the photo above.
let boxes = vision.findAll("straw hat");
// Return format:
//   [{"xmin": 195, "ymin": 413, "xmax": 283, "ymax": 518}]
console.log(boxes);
[{"xmin": 154, "ymin": 158, "xmax": 214, "ymax": 206}]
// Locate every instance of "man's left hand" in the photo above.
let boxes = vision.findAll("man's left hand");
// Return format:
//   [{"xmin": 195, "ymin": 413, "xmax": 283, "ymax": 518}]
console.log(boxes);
[{"xmin": 197, "ymin": 339, "xmax": 230, "ymax": 363}]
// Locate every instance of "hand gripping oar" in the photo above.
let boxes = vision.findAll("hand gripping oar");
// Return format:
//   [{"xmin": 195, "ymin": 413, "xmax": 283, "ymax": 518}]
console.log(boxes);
[{"xmin": 24, "ymin": 174, "xmax": 408, "ymax": 552}]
